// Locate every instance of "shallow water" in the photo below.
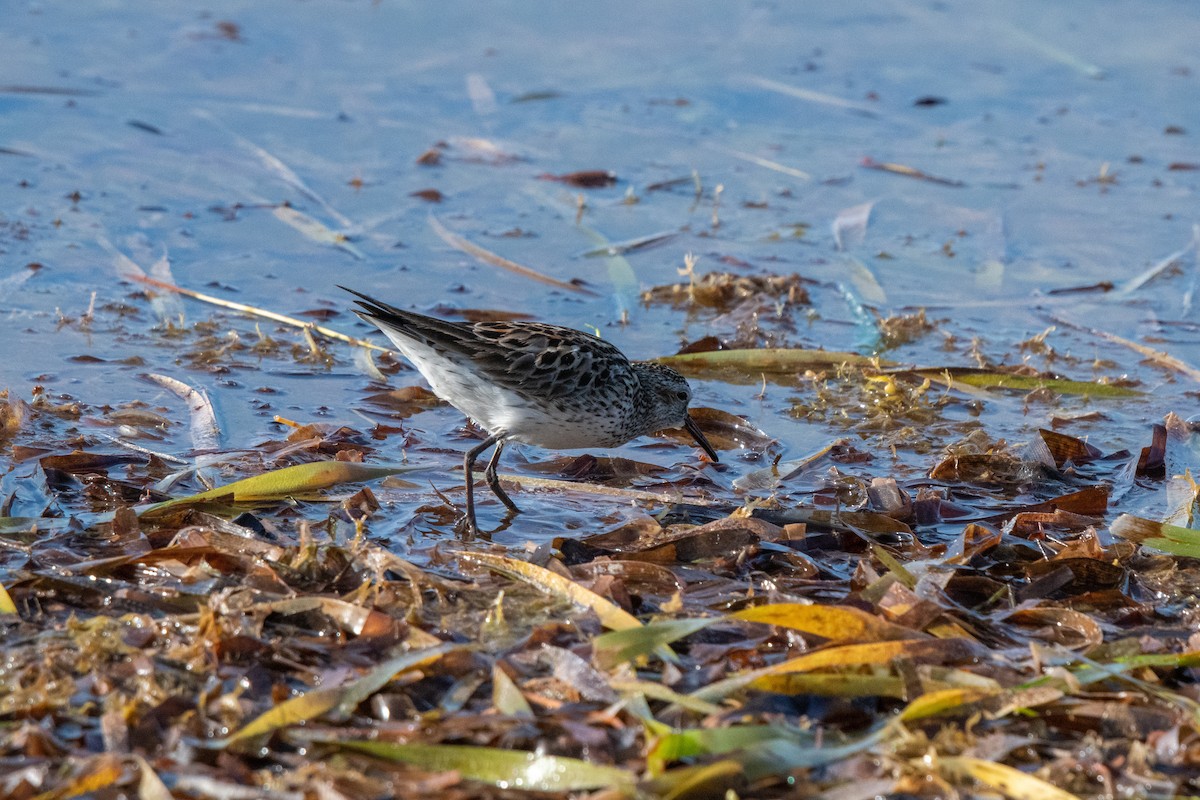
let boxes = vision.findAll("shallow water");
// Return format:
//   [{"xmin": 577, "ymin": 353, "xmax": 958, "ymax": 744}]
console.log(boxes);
[{"xmin": 2, "ymin": 1, "xmax": 1199, "ymax": 549}]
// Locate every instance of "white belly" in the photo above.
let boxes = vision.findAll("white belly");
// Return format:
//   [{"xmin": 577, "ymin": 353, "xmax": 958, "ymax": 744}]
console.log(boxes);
[{"xmin": 388, "ymin": 336, "xmax": 630, "ymax": 450}]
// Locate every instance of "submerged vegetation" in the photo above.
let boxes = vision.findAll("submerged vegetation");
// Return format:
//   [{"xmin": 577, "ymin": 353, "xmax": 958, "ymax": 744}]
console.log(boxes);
[{"xmin": 3, "ymin": 263, "xmax": 1200, "ymax": 798}]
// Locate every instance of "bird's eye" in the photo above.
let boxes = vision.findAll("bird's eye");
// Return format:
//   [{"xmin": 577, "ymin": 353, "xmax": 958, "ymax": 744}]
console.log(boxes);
[{"xmin": 676, "ymin": 390, "xmax": 689, "ymax": 401}]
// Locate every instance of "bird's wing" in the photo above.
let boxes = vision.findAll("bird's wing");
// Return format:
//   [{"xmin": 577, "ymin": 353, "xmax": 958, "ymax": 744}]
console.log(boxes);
[
  {"xmin": 466, "ymin": 321, "xmax": 630, "ymax": 400},
  {"xmin": 344, "ymin": 287, "xmax": 629, "ymax": 401}
]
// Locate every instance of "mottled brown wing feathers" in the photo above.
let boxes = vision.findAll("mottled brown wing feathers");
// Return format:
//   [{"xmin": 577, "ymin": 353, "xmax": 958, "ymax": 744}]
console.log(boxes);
[
  {"xmin": 342, "ymin": 287, "xmax": 629, "ymax": 400},
  {"xmin": 469, "ymin": 322, "xmax": 628, "ymax": 399}
]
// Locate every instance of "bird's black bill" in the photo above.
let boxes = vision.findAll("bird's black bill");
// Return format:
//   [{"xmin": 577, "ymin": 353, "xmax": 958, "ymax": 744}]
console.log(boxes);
[{"xmin": 683, "ymin": 414, "xmax": 719, "ymax": 462}]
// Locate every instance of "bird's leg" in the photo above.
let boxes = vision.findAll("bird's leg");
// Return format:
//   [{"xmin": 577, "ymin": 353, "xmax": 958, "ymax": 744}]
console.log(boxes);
[
  {"xmin": 463, "ymin": 433, "xmax": 505, "ymax": 534},
  {"xmin": 483, "ymin": 440, "xmax": 520, "ymax": 513}
]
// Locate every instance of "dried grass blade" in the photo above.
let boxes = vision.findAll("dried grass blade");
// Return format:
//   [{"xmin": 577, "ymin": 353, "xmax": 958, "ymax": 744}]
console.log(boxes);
[
  {"xmin": 123, "ymin": 273, "xmax": 388, "ymax": 352},
  {"xmin": 995, "ymin": 20, "xmax": 1105, "ymax": 78},
  {"xmin": 273, "ymin": 204, "xmax": 364, "ymax": 259},
  {"xmin": 723, "ymin": 148, "xmax": 812, "ymax": 181},
  {"xmin": 744, "ymin": 75, "xmax": 878, "ymax": 115},
  {"xmin": 1109, "ymin": 513, "xmax": 1166, "ymax": 543},
  {"xmin": 429, "ymin": 214, "xmax": 595, "ymax": 295},
  {"xmin": 1062, "ymin": 649, "xmax": 1200, "ymax": 724},
  {"xmin": 910, "ymin": 367, "xmax": 1142, "ymax": 397},
  {"xmin": 579, "ymin": 229, "xmax": 679, "ymax": 258},
  {"xmin": 102, "ymin": 237, "xmax": 185, "ymax": 323},
  {"xmin": 756, "ymin": 507, "xmax": 913, "ymax": 536},
  {"xmin": 143, "ymin": 373, "xmax": 221, "ymax": 454},
  {"xmin": 574, "ymin": 222, "xmax": 641, "ymax": 318},
  {"xmin": 659, "ymin": 348, "xmax": 882, "ymax": 375},
  {"xmin": 1045, "ymin": 313, "xmax": 1200, "ymax": 382},
  {"xmin": 861, "ymin": 157, "xmax": 965, "ymax": 187},
  {"xmin": 1113, "ymin": 224, "xmax": 1199, "ymax": 298},
  {"xmin": 143, "ymin": 372, "xmax": 221, "ymax": 489},
  {"xmin": 205, "ymin": 112, "xmax": 355, "ymax": 229}
]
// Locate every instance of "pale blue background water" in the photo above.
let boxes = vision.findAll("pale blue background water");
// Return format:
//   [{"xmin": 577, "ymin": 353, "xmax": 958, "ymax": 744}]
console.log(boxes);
[{"xmin": 2, "ymin": 1, "xmax": 1198, "ymax": 537}]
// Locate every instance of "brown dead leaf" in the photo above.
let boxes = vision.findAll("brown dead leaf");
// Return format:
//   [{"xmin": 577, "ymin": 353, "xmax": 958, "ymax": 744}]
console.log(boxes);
[{"xmin": 537, "ymin": 170, "xmax": 618, "ymax": 187}]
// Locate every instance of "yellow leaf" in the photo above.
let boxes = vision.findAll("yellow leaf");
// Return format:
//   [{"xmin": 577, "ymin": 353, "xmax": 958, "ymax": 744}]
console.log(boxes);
[
  {"xmin": 227, "ymin": 685, "xmax": 345, "ymax": 744},
  {"xmin": 752, "ymin": 673, "xmax": 906, "ymax": 698},
  {"xmin": 492, "ymin": 663, "xmax": 533, "ymax": 718},
  {"xmin": 694, "ymin": 638, "xmax": 974, "ymax": 704},
  {"xmin": 141, "ymin": 461, "xmax": 416, "ymax": 517},
  {"xmin": 0, "ymin": 581, "xmax": 16, "ymax": 615},
  {"xmin": 898, "ymin": 687, "xmax": 1000, "ymax": 721},
  {"xmin": 941, "ymin": 757, "xmax": 1082, "ymax": 800},
  {"xmin": 731, "ymin": 603, "xmax": 916, "ymax": 642},
  {"xmin": 762, "ymin": 639, "xmax": 961, "ymax": 675},
  {"xmin": 35, "ymin": 754, "xmax": 123, "ymax": 799},
  {"xmin": 647, "ymin": 760, "xmax": 744, "ymax": 800},
  {"xmin": 460, "ymin": 551, "xmax": 641, "ymax": 632},
  {"xmin": 340, "ymin": 742, "xmax": 636, "ymax": 793},
  {"xmin": 224, "ymin": 644, "xmax": 456, "ymax": 745}
]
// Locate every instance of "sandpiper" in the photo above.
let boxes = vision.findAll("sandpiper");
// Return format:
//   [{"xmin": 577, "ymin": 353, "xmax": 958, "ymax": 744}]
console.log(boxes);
[{"xmin": 343, "ymin": 287, "xmax": 719, "ymax": 533}]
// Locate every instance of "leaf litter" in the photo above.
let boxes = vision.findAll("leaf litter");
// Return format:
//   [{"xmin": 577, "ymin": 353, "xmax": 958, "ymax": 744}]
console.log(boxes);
[{"xmin": 5, "ymin": 269, "xmax": 1200, "ymax": 799}]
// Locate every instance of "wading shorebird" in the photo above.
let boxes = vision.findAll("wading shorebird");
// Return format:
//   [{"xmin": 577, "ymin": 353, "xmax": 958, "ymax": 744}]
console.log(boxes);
[{"xmin": 344, "ymin": 287, "xmax": 718, "ymax": 533}]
